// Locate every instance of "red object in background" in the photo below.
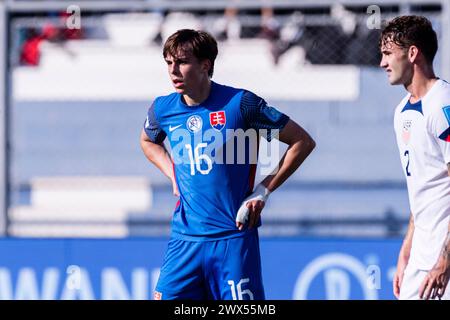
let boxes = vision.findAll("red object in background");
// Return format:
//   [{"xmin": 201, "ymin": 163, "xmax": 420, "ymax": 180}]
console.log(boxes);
[
  {"xmin": 63, "ymin": 27, "xmax": 83, "ymax": 40},
  {"xmin": 20, "ymin": 10, "xmax": 83, "ymax": 66},
  {"xmin": 20, "ymin": 23, "xmax": 58, "ymax": 66},
  {"xmin": 42, "ymin": 23, "xmax": 59, "ymax": 40},
  {"xmin": 59, "ymin": 11, "xmax": 83, "ymax": 40},
  {"xmin": 20, "ymin": 36, "xmax": 43, "ymax": 66}
]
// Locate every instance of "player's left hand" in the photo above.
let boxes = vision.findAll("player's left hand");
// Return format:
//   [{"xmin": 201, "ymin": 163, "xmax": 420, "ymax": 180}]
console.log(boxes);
[
  {"xmin": 419, "ymin": 258, "xmax": 450, "ymax": 300},
  {"xmin": 235, "ymin": 184, "xmax": 270, "ymax": 231},
  {"xmin": 240, "ymin": 199, "xmax": 265, "ymax": 230}
]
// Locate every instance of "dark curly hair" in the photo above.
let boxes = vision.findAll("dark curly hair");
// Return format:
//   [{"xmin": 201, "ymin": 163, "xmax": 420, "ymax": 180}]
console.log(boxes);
[
  {"xmin": 379, "ymin": 15, "xmax": 438, "ymax": 64},
  {"xmin": 163, "ymin": 29, "xmax": 218, "ymax": 77}
]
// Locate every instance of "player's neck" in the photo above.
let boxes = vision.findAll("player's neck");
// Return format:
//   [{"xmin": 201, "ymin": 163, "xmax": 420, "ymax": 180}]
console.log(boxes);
[
  {"xmin": 183, "ymin": 79, "xmax": 212, "ymax": 106},
  {"xmin": 405, "ymin": 65, "xmax": 437, "ymax": 103}
]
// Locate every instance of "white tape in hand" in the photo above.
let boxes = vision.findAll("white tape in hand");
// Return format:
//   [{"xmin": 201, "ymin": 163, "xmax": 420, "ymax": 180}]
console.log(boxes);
[{"xmin": 236, "ymin": 184, "xmax": 271, "ymax": 225}]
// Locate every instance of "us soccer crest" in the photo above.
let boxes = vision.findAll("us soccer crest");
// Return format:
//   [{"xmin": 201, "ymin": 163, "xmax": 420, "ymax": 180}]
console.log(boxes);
[
  {"xmin": 402, "ymin": 120, "xmax": 412, "ymax": 145},
  {"xmin": 209, "ymin": 111, "xmax": 226, "ymax": 131}
]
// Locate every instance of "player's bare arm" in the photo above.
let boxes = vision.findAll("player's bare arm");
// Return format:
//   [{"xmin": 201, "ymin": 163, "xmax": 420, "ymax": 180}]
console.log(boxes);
[
  {"xmin": 237, "ymin": 119, "xmax": 315, "ymax": 230},
  {"xmin": 140, "ymin": 129, "xmax": 179, "ymax": 196},
  {"xmin": 420, "ymin": 224, "xmax": 450, "ymax": 300},
  {"xmin": 262, "ymin": 119, "xmax": 316, "ymax": 192},
  {"xmin": 418, "ymin": 165, "xmax": 450, "ymax": 300},
  {"xmin": 419, "ymin": 164, "xmax": 450, "ymax": 299},
  {"xmin": 393, "ymin": 213, "xmax": 415, "ymax": 299}
]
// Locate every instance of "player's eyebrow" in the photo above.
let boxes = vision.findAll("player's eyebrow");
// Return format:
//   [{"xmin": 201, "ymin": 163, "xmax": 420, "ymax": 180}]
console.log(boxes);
[
  {"xmin": 165, "ymin": 57, "xmax": 188, "ymax": 64},
  {"xmin": 380, "ymin": 46, "xmax": 392, "ymax": 54}
]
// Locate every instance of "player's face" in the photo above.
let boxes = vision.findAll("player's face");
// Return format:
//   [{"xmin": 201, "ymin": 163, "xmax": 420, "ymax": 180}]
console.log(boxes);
[
  {"xmin": 165, "ymin": 50, "xmax": 210, "ymax": 96},
  {"xmin": 380, "ymin": 40, "xmax": 413, "ymax": 85}
]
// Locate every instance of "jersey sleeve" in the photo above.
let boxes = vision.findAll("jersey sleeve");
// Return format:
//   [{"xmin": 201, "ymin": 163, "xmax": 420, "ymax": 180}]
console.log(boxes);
[
  {"xmin": 430, "ymin": 105, "xmax": 450, "ymax": 165},
  {"xmin": 240, "ymin": 91, "xmax": 290, "ymax": 141},
  {"xmin": 143, "ymin": 102, "xmax": 166, "ymax": 144}
]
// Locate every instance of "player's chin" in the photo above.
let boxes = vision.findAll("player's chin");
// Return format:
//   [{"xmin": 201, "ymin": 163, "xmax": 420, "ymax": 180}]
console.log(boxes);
[
  {"xmin": 173, "ymin": 87, "xmax": 185, "ymax": 94},
  {"xmin": 389, "ymin": 77, "xmax": 402, "ymax": 85},
  {"xmin": 387, "ymin": 73, "xmax": 404, "ymax": 85}
]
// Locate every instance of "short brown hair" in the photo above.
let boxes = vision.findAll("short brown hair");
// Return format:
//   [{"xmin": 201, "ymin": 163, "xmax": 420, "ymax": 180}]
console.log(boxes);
[
  {"xmin": 379, "ymin": 15, "xmax": 438, "ymax": 64},
  {"xmin": 163, "ymin": 29, "xmax": 218, "ymax": 77}
]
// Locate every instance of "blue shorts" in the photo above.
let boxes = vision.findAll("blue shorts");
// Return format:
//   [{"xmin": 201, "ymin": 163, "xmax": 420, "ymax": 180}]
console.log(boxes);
[{"xmin": 155, "ymin": 229, "xmax": 265, "ymax": 300}]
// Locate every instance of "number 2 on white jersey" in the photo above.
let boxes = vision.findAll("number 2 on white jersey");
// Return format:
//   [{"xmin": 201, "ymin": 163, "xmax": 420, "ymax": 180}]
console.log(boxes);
[{"xmin": 404, "ymin": 150, "xmax": 411, "ymax": 176}]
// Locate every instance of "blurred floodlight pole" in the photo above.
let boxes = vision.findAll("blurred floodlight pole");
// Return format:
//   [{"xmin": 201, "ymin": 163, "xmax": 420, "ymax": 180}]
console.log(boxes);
[{"xmin": 0, "ymin": 1, "xmax": 7, "ymax": 236}]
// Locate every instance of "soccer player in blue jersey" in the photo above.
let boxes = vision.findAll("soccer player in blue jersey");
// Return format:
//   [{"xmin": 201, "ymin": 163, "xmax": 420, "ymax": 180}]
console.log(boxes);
[{"xmin": 140, "ymin": 29, "xmax": 315, "ymax": 300}]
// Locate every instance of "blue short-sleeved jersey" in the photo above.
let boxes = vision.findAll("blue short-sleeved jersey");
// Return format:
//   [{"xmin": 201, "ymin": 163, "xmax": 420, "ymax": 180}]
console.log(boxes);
[{"xmin": 144, "ymin": 81, "xmax": 289, "ymax": 241}]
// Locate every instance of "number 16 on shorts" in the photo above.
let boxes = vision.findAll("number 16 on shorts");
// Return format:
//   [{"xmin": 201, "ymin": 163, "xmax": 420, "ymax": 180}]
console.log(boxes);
[{"xmin": 227, "ymin": 278, "xmax": 254, "ymax": 300}]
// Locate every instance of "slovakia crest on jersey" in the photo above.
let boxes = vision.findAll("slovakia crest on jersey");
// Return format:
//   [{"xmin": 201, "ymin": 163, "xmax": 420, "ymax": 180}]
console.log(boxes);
[
  {"xmin": 210, "ymin": 111, "xmax": 226, "ymax": 131},
  {"xmin": 187, "ymin": 115, "xmax": 203, "ymax": 133}
]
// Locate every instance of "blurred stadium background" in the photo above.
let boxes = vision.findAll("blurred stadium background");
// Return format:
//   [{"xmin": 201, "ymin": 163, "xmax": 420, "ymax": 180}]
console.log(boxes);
[{"xmin": 0, "ymin": 0, "xmax": 448, "ymax": 300}]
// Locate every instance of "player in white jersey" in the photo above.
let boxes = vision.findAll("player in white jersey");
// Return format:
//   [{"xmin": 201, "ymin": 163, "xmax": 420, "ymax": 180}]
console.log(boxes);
[{"xmin": 380, "ymin": 15, "xmax": 450, "ymax": 300}]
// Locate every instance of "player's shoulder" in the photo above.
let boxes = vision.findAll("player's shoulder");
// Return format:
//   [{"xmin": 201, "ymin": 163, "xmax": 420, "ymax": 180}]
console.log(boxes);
[
  {"xmin": 213, "ymin": 81, "xmax": 245, "ymax": 98},
  {"xmin": 153, "ymin": 91, "xmax": 179, "ymax": 106},
  {"xmin": 432, "ymin": 79, "xmax": 450, "ymax": 105},
  {"xmin": 209, "ymin": 81, "xmax": 247, "ymax": 109},
  {"xmin": 150, "ymin": 92, "xmax": 179, "ymax": 117},
  {"xmin": 235, "ymin": 87, "xmax": 267, "ymax": 108},
  {"xmin": 421, "ymin": 80, "xmax": 450, "ymax": 133},
  {"xmin": 425, "ymin": 79, "xmax": 450, "ymax": 116}
]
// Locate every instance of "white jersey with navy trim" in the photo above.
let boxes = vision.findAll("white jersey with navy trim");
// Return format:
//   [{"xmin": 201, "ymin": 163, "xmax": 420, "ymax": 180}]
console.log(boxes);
[{"xmin": 394, "ymin": 79, "xmax": 450, "ymax": 270}]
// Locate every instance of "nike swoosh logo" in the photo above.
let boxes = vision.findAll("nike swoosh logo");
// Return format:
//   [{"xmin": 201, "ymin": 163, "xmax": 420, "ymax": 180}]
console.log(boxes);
[{"xmin": 169, "ymin": 124, "xmax": 182, "ymax": 132}]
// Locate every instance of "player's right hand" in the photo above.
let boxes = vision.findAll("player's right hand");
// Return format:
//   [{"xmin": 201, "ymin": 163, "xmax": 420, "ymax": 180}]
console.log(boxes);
[
  {"xmin": 393, "ymin": 270, "xmax": 404, "ymax": 299},
  {"xmin": 393, "ymin": 258, "xmax": 408, "ymax": 299}
]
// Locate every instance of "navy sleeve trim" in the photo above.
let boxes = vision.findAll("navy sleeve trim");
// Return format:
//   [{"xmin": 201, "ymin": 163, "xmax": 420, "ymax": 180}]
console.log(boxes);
[
  {"xmin": 144, "ymin": 102, "xmax": 166, "ymax": 144},
  {"xmin": 240, "ymin": 91, "xmax": 290, "ymax": 141}
]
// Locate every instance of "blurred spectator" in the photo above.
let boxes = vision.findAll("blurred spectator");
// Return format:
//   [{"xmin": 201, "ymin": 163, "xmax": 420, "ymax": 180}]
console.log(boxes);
[
  {"xmin": 330, "ymin": 3, "xmax": 357, "ymax": 37},
  {"xmin": 213, "ymin": 1, "xmax": 281, "ymax": 42},
  {"xmin": 20, "ymin": 12, "xmax": 83, "ymax": 66},
  {"xmin": 259, "ymin": 6, "xmax": 280, "ymax": 41},
  {"xmin": 20, "ymin": 28, "xmax": 44, "ymax": 66},
  {"xmin": 269, "ymin": 11, "xmax": 305, "ymax": 65},
  {"xmin": 212, "ymin": 4, "xmax": 241, "ymax": 41},
  {"xmin": 268, "ymin": 5, "xmax": 380, "ymax": 67}
]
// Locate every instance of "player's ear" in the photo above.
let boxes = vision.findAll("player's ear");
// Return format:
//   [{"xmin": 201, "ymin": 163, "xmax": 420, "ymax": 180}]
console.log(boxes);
[
  {"xmin": 202, "ymin": 59, "xmax": 211, "ymax": 74},
  {"xmin": 408, "ymin": 45, "xmax": 419, "ymax": 63}
]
